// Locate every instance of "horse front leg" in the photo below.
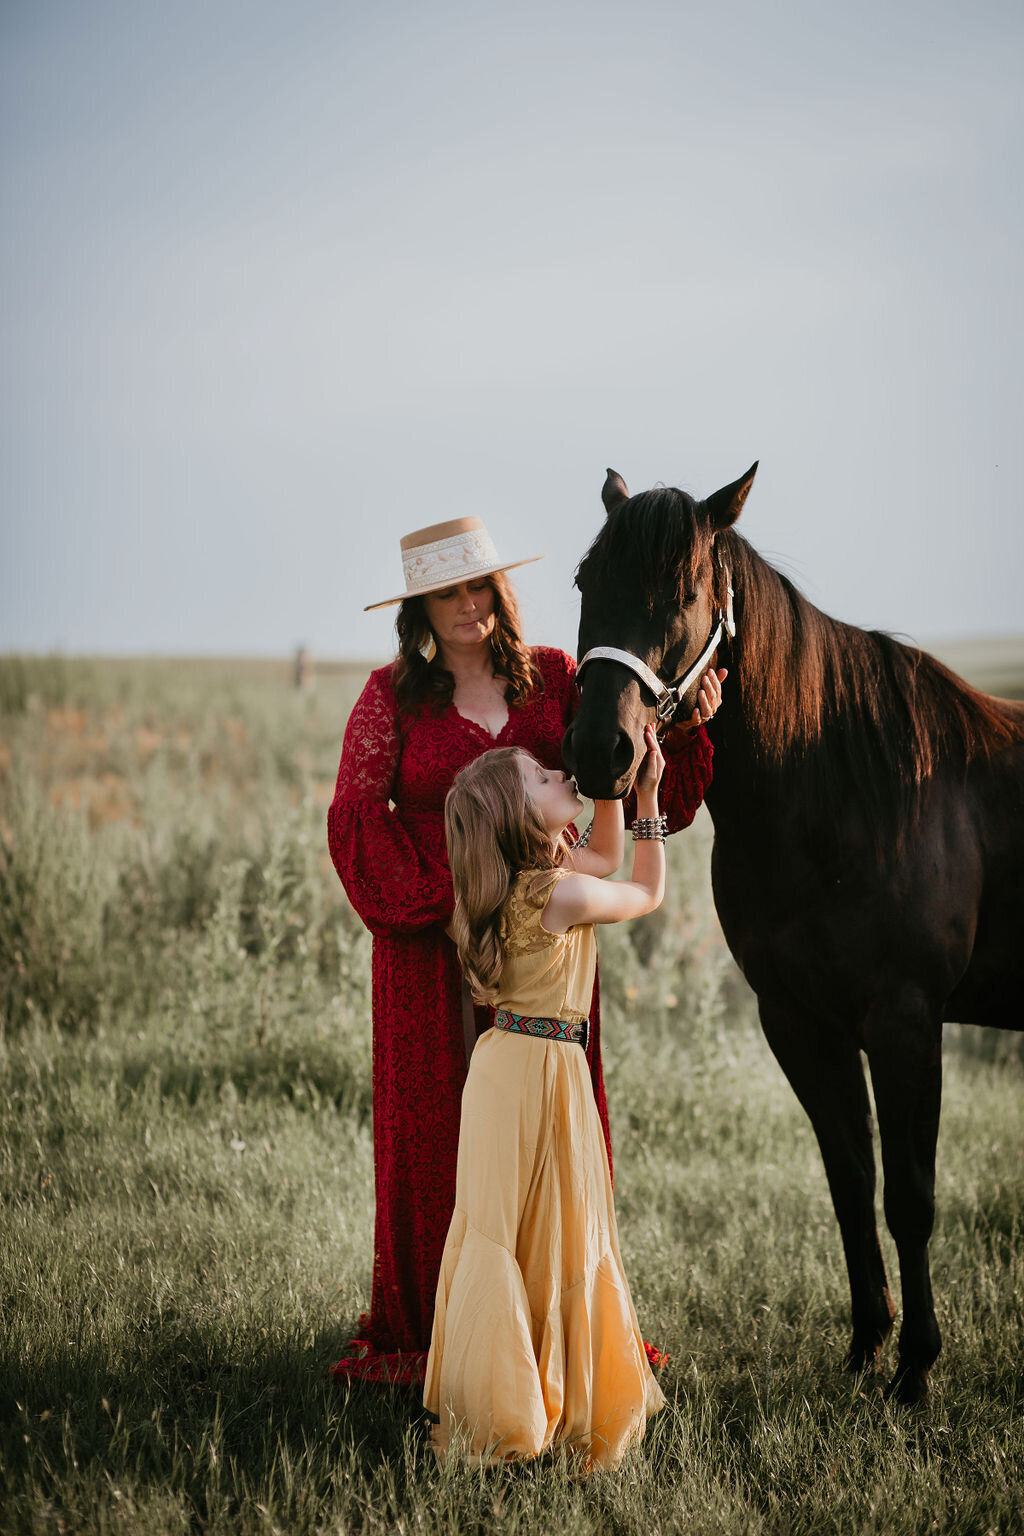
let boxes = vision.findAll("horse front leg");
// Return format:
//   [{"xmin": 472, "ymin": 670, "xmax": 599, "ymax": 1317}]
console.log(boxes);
[
  {"xmin": 759, "ymin": 1001, "xmax": 896, "ymax": 1373},
  {"xmin": 864, "ymin": 1003, "xmax": 944, "ymax": 1404}
]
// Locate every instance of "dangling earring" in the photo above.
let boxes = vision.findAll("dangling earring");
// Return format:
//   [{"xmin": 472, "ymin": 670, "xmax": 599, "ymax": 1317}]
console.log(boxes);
[{"xmin": 419, "ymin": 631, "xmax": 437, "ymax": 664}]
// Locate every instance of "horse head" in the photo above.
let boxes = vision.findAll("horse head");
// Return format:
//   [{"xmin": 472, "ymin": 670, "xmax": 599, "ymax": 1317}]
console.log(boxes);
[{"xmin": 563, "ymin": 462, "xmax": 758, "ymax": 798}]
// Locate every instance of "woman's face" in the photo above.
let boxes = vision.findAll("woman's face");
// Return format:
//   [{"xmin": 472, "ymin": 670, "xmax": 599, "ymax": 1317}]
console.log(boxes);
[
  {"xmin": 518, "ymin": 753, "xmax": 582, "ymax": 834},
  {"xmin": 423, "ymin": 579, "xmax": 496, "ymax": 654}
]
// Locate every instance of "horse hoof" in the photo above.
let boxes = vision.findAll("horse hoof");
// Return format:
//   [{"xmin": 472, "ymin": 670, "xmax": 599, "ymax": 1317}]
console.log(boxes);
[
  {"xmin": 884, "ymin": 1368, "xmax": 929, "ymax": 1406},
  {"xmin": 844, "ymin": 1340, "xmax": 885, "ymax": 1375}
]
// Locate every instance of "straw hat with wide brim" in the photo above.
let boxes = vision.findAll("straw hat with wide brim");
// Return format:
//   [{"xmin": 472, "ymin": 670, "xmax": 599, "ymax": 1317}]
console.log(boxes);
[{"xmin": 364, "ymin": 518, "xmax": 545, "ymax": 610}]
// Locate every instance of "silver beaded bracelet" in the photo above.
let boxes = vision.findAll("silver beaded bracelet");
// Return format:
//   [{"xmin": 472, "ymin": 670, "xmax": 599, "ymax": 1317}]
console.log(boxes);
[{"xmin": 631, "ymin": 814, "xmax": 668, "ymax": 842}]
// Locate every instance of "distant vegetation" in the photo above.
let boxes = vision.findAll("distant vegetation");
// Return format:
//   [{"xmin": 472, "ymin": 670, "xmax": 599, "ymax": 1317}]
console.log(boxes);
[
  {"xmin": 1, "ymin": 649, "xmax": 1021, "ymax": 1535},
  {"xmin": 928, "ymin": 635, "xmax": 1024, "ymax": 701}
]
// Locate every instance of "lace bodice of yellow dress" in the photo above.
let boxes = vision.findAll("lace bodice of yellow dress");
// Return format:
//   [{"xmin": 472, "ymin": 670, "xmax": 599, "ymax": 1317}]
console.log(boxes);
[{"xmin": 493, "ymin": 869, "xmax": 597, "ymax": 1025}]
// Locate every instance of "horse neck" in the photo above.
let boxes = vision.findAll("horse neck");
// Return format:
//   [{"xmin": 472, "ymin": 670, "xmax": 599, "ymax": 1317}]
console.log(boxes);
[{"xmin": 706, "ymin": 530, "xmax": 1023, "ymax": 831}]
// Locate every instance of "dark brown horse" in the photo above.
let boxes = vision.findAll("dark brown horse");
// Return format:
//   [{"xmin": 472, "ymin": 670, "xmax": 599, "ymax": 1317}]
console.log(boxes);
[{"xmin": 562, "ymin": 463, "xmax": 1024, "ymax": 1403}]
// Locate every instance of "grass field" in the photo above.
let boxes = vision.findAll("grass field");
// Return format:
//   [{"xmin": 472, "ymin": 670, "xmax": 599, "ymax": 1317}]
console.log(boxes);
[{"xmin": 1, "ymin": 648, "xmax": 1022, "ymax": 1535}]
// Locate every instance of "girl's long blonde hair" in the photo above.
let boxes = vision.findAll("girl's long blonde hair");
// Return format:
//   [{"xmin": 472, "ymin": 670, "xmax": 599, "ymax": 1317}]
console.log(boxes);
[{"xmin": 444, "ymin": 749, "xmax": 569, "ymax": 1003}]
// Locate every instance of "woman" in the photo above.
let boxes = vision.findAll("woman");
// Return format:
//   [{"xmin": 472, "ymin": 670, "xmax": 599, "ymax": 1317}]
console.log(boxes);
[{"xmin": 327, "ymin": 516, "xmax": 722, "ymax": 1384}]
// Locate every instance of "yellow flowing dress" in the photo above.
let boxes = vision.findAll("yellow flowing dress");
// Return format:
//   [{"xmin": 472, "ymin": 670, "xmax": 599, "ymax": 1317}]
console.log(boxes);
[{"xmin": 423, "ymin": 869, "xmax": 665, "ymax": 1469}]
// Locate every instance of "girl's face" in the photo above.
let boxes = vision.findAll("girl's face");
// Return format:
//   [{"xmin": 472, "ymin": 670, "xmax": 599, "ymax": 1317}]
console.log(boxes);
[
  {"xmin": 422, "ymin": 579, "xmax": 496, "ymax": 653},
  {"xmin": 518, "ymin": 753, "xmax": 582, "ymax": 834}
]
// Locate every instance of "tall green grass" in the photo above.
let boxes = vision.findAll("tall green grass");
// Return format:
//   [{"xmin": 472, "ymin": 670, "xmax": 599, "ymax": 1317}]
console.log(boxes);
[{"xmin": 1, "ymin": 654, "xmax": 1021, "ymax": 1535}]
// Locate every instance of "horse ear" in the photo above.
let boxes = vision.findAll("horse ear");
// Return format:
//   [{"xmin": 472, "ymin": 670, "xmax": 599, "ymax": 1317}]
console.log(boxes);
[
  {"xmin": 705, "ymin": 461, "xmax": 758, "ymax": 530},
  {"xmin": 602, "ymin": 468, "xmax": 630, "ymax": 516}
]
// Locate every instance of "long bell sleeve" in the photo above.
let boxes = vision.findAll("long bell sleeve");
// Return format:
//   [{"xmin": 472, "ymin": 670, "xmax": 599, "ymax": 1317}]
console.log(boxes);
[
  {"xmin": 328, "ymin": 669, "xmax": 455, "ymax": 937},
  {"xmin": 651, "ymin": 721, "xmax": 714, "ymax": 832}
]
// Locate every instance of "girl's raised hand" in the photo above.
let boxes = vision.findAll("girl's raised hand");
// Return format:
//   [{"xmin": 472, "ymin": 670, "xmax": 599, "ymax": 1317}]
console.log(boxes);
[
  {"xmin": 636, "ymin": 722, "xmax": 665, "ymax": 799},
  {"xmin": 548, "ymin": 721, "xmax": 667, "ymax": 930}
]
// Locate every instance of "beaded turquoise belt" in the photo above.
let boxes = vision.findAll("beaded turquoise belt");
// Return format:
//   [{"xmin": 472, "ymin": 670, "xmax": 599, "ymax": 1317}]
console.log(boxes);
[{"xmin": 493, "ymin": 1008, "xmax": 588, "ymax": 1048}]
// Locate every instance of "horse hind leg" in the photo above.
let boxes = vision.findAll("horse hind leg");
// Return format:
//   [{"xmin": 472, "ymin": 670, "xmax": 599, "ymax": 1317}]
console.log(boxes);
[
  {"xmin": 759, "ymin": 1002, "xmax": 896, "ymax": 1373},
  {"xmin": 864, "ymin": 998, "xmax": 944, "ymax": 1405}
]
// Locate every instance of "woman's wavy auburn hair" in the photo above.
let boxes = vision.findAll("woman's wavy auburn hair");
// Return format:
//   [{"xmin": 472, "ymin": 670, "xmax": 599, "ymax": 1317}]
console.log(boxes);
[
  {"xmin": 444, "ymin": 748, "xmax": 569, "ymax": 1004},
  {"xmin": 391, "ymin": 571, "xmax": 540, "ymax": 715}
]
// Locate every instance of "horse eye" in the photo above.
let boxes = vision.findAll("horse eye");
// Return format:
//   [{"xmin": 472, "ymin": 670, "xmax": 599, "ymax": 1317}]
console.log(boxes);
[{"xmin": 682, "ymin": 591, "xmax": 698, "ymax": 607}]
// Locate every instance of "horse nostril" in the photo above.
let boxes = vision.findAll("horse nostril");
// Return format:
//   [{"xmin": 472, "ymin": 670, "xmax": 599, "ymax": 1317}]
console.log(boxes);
[
  {"xmin": 611, "ymin": 730, "xmax": 635, "ymax": 779},
  {"xmin": 561, "ymin": 725, "xmax": 577, "ymax": 774}
]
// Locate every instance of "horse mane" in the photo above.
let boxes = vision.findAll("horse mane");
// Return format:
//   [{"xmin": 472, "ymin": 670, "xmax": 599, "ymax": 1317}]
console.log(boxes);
[
  {"xmin": 719, "ymin": 529, "xmax": 1021, "ymax": 788},
  {"xmin": 577, "ymin": 489, "xmax": 1021, "ymax": 830}
]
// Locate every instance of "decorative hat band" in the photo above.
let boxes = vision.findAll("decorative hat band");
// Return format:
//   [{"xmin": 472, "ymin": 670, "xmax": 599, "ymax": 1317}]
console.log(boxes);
[
  {"xmin": 401, "ymin": 527, "xmax": 500, "ymax": 591},
  {"xmin": 364, "ymin": 516, "xmax": 544, "ymax": 609}
]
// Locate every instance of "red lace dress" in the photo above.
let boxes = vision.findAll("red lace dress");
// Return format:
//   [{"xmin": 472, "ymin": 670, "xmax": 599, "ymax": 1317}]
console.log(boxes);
[{"xmin": 327, "ymin": 646, "xmax": 713, "ymax": 1384}]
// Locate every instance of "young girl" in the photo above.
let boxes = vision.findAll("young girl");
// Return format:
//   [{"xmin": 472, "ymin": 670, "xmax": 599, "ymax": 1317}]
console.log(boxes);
[{"xmin": 423, "ymin": 723, "xmax": 669, "ymax": 1470}]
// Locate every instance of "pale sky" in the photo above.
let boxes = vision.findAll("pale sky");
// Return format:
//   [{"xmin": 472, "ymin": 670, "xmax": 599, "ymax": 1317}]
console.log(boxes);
[{"xmin": 2, "ymin": 0, "xmax": 1022, "ymax": 661}]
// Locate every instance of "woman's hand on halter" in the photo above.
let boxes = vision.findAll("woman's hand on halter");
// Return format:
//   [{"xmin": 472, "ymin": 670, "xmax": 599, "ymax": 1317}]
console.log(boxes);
[{"xmin": 665, "ymin": 666, "xmax": 727, "ymax": 743}]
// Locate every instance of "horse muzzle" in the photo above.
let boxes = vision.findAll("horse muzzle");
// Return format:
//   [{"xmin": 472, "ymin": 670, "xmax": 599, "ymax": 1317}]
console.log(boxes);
[{"xmin": 561, "ymin": 718, "xmax": 639, "ymax": 800}]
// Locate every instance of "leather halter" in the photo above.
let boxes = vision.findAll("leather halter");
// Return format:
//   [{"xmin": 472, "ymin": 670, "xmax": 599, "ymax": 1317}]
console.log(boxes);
[{"xmin": 576, "ymin": 563, "xmax": 735, "ymax": 727}]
